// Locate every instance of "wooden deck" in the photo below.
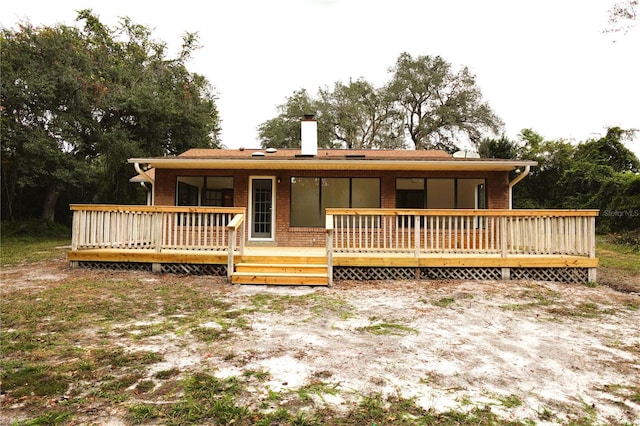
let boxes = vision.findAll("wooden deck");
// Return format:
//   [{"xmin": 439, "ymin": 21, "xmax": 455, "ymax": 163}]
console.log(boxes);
[
  {"xmin": 67, "ymin": 246, "xmax": 598, "ymax": 267},
  {"xmin": 68, "ymin": 205, "xmax": 599, "ymax": 285},
  {"xmin": 68, "ymin": 246, "xmax": 598, "ymax": 285}
]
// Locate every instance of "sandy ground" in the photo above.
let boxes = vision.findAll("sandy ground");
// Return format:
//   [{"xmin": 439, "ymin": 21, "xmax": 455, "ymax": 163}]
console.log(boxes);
[{"xmin": 1, "ymin": 257, "xmax": 639, "ymax": 425}]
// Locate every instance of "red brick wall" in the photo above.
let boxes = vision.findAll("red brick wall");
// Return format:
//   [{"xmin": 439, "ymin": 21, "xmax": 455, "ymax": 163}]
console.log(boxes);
[{"xmin": 153, "ymin": 168, "xmax": 511, "ymax": 247}]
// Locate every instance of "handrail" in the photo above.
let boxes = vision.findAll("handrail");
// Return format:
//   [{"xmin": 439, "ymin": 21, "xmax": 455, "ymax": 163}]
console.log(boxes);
[
  {"xmin": 226, "ymin": 213, "xmax": 246, "ymax": 282},
  {"xmin": 70, "ymin": 204, "xmax": 246, "ymax": 214},
  {"xmin": 325, "ymin": 208, "xmax": 598, "ymax": 258},
  {"xmin": 325, "ymin": 208, "xmax": 599, "ymax": 217},
  {"xmin": 70, "ymin": 205, "xmax": 246, "ymax": 253}
]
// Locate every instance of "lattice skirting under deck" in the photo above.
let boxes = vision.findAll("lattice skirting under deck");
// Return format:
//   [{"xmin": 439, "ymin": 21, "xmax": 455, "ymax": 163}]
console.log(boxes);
[
  {"xmin": 509, "ymin": 267, "xmax": 589, "ymax": 283},
  {"xmin": 333, "ymin": 267, "xmax": 416, "ymax": 281},
  {"xmin": 73, "ymin": 262, "xmax": 590, "ymax": 283},
  {"xmin": 74, "ymin": 261, "xmax": 226, "ymax": 276},
  {"xmin": 75, "ymin": 261, "xmax": 153, "ymax": 272},
  {"xmin": 335, "ymin": 266, "xmax": 590, "ymax": 283},
  {"xmin": 420, "ymin": 267, "xmax": 502, "ymax": 280},
  {"xmin": 161, "ymin": 263, "xmax": 227, "ymax": 276}
]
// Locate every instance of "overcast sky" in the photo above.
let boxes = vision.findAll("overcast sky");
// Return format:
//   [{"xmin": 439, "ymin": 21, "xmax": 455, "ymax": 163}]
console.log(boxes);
[{"xmin": 2, "ymin": 0, "xmax": 639, "ymax": 154}]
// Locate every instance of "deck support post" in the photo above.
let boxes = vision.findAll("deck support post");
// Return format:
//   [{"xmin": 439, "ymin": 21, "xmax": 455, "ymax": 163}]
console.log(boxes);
[
  {"xmin": 588, "ymin": 268, "xmax": 597, "ymax": 283},
  {"xmin": 227, "ymin": 228, "xmax": 236, "ymax": 283},
  {"xmin": 226, "ymin": 213, "xmax": 246, "ymax": 284},
  {"xmin": 71, "ymin": 210, "xmax": 80, "ymax": 252},
  {"xmin": 326, "ymin": 214, "xmax": 334, "ymax": 286},
  {"xmin": 501, "ymin": 267, "xmax": 511, "ymax": 280},
  {"xmin": 152, "ymin": 263, "xmax": 162, "ymax": 273}
]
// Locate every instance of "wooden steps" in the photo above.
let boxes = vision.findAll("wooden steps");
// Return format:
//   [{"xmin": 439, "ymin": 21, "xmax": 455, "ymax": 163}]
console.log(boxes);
[{"xmin": 231, "ymin": 262, "xmax": 329, "ymax": 286}]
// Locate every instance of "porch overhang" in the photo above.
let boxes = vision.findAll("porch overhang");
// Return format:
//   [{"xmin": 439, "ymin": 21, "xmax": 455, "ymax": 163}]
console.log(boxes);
[{"xmin": 128, "ymin": 157, "xmax": 537, "ymax": 172}]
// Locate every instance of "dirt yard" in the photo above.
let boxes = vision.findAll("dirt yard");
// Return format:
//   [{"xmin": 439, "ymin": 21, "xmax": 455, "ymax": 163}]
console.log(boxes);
[{"xmin": 1, "ymin": 256, "xmax": 639, "ymax": 425}]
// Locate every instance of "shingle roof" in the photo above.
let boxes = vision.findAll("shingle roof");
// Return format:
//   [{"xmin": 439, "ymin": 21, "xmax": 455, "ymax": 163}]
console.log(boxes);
[{"xmin": 178, "ymin": 148, "xmax": 452, "ymax": 160}]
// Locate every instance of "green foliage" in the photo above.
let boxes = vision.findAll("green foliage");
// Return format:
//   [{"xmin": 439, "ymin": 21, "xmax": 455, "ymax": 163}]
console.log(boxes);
[
  {"xmin": 259, "ymin": 51, "xmax": 502, "ymax": 152},
  {"xmin": 319, "ymin": 78, "xmax": 406, "ymax": 149},
  {"xmin": 1, "ymin": 11, "xmax": 221, "ymax": 221},
  {"xmin": 388, "ymin": 52, "xmax": 503, "ymax": 152},
  {"xmin": 478, "ymin": 135, "xmax": 518, "ymax": 159},
  {"xmin": 513, "ymin": 127, "xmax": 640, "ymax": 232},
  {"xmin": 258, "ymin": 89, "xmax": 336, "ymax": 149}
]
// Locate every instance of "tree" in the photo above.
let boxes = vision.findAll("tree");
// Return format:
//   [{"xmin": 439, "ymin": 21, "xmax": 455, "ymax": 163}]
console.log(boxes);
[
  {"xmin": 606, "ymin": 0, "xmax": 639, "ymax": 33},
  {"xmin": 478, "ymin": 135, "xmax": 518, "ymax": 159},
  {"xmin": 512, "ymin": 129, "xmax": 575, "ymax": 209},
  {"xmin": 1, "ymin": 11, "xmax": 221, "ymax": 221},
  {"xmin": 386, "ymin": 52, "xmax": 502, "ymax": 152},
  {"xmin": 572, "ymin": 127, "xmax": 639, "ymax": 173},
  {"xmin": 319, "ymin": 79, "xmax": 406, "ymax": 149},
  {"xmin": 513, "ymin": 127, "xmax": 640, "ymax": 232},
  {"xmin": 258, "ymin": 89, "xmax": 335, "ymax": 149}
]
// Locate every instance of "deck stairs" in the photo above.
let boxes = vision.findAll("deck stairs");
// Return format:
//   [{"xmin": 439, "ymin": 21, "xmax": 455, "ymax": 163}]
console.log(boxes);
[{"xmin": 231, "ymin": 254, "xmax": 329, "ymax": 286}]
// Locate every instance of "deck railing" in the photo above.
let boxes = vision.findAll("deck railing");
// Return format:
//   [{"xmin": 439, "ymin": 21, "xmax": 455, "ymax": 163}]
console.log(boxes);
[
  {"xmin": 70, "ymin": 205, "xmax": 246, "ymax": 253},
  {"xmin": 325, "ymin": 209, "xmax": 598, "ymax": 258}
]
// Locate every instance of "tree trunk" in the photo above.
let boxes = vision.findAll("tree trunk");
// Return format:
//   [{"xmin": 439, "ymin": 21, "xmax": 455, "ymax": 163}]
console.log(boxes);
[{"xmin": 41, "ymin": 181, "xmax": 60, "ymax": 222}]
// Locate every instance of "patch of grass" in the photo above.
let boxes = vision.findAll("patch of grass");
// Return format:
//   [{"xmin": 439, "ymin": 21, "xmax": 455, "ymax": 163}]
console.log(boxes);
[
  {"xmin": 243, "ymin": 369, "xmax": 271, "ymax": 381},
  {"xmin": 499, "ymin": 393, "xmax": 523, "ymax": 408},
  {"xmin": 155, "ymin": 367, "xmax": 181, "ymax": 380},
  {"xmin": 11, "ymin": 410, "xmax": 74, "ymax": 426},
  {"xmin": 297, "ymin": 380, "xmax": 339, "ymax": 402},
  {"xmin": 419, "ymin": 371, "xmax": 444, "ymax": 387},
  {"xmin": 547, "ymin": 302, "xmax": 610, "ymax": 319},
  {"xmin": 339, "ymin": 394, "xmax": 525, "ymax": 425},
  {"xmin": 191, "ymin": 324, "xmax": 229, "ymax": 342},
  {"xmin": 502, "ymin": 288, "xmax": 563, "ymax": 312},
  {"xmin": 250, "ymin": 293, "xmax": 353, "ymax": 320},
  {"xmin": 537, "ymin": 406, "xmax": 555, "ymax": 422},
  {"xmin": 129, "ymin": 404, "xmax": 158, "ymax": 424},
  {"xmin": 0, "ymin": 361, "xmax": 69, "ymax": 397},
  {"xmin": 183, "ymin": 372, "xmax": 241, "ymax": 400},
  {"xmin": 135, "ymin": 379, "xmax": 155, "ymax": 393},
  {"xmin": 358, "ymin": 322, "xmax": 418, "ymax": 336},
  {"xmin": 1, "ymin": 220, "xmax": 70, "ymax": 266},
  {"xmin": 597, "ymin": 235, "xmax": 640, "ymax": 272},
  {"xmin": 92, "ymin": 347, "xmax": 163, "ymax": 369},
  {"xmin": 432, "ymin": 297, "xmax": 456, "ymax": 308},
  {"xmin": 596, "ymin": 383, "xmax": 640, "ymax": 404},
  {"xmin": 128, "ymin": 373, "xmax": 249, "ymax": 424},
  {"xmin": 267, "ymin": 389, "xmax": 282, "ymax": 401}
]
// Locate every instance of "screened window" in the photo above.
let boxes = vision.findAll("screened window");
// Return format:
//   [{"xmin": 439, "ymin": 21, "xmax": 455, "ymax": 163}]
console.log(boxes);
[
  {"xmin": 176, "ymin": 176, "xmax": 234, "ymax": 206},
  {"xmin": 457, "ymin": 179, "xmax": 486, "ymax": 209},
  {"xmin": 427, "ymin": 179, "xmax": 455, "ymax": 209},
  {"xmin": 395, "ymin": 178, "xmax": 486, "ymax": 209},
  {"xmin": 290, "ymin": 177, "xmax": 380, "ymax": 227}
]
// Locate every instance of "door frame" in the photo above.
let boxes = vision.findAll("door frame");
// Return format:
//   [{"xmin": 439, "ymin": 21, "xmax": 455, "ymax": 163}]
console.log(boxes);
[{"xmin": 248, "ymin": 176, "xmax": 276, "ymax": 241}]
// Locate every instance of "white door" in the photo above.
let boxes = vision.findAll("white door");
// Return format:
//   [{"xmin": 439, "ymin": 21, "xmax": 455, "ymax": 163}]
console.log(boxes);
[{"xmin": 249, "ymin": 177, "xmax": 275, "ymax": 240}]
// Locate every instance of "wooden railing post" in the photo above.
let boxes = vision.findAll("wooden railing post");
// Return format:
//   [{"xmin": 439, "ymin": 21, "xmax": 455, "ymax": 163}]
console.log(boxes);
[
  {"xmin": 227, "ymin": 228, "xmax": 236, "ymax": 283},
  {"xmin": 153, "ymin": 212, "xmax": 163, "ymax": 253},
  {"xmin": 414, "ymin": 214, "xmax": 420, "ymax": 257},
  {"xmin": 326, "ymin": 214, "xmax": 334, "ymax": 286},
  {"xmin": 239, "ymin": 210, "xmax": 246, "ymax": 256},
  {"xmin": 226, "ymin": 213, "xmax": 246, "ymax": 284},
  {"xmin": 588, "ymin": 215, "xmax": 597, "ymax": 282},
  {"xmin": 71, "ymin": 210, "xmax": 80, "ymax": 252},
  {"xmin": 500, "ymin": 215, "xmax": 508, "ymax": 258}
]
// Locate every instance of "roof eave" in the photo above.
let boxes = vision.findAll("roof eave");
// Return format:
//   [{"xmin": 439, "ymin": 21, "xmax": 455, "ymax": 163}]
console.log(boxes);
[{"xmin": 128, "ymin": 158, "xmax": 537, "ymax": 172}]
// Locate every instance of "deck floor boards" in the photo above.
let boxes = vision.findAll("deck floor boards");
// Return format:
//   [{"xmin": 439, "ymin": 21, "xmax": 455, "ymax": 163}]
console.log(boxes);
[{"xmin": 67, "ymin": 246, "xmax": 598, "ymax": 268}]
